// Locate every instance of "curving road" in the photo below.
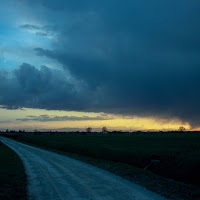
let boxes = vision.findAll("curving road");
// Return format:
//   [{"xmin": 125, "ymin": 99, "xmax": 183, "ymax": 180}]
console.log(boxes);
[{"xmin": 0, "ymin": 137, "xmax": 168, "ymax": 200}]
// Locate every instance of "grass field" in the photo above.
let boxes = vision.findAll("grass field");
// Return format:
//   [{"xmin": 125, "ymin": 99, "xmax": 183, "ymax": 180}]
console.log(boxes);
[
  {"xmin": 8, "ymin": 132, "xmax": 200, "ymax": 187},
  {"xmin": 0, "ymin": 141, "xmax": 27, "ymax": 200}
]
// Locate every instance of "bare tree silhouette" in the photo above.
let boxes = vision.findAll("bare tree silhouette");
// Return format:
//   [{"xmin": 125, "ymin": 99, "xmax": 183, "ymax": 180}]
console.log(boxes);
[
  {"xmin": 102, "ymin": 127, "xmax": 108, "ymax": 133},
  {"xmin": 86, "ymin": 127, "xmax": 92, "ymax": 133},
  {"xmin": 178, "ymin": 126, "xmax": 186, "ymax": 132}
]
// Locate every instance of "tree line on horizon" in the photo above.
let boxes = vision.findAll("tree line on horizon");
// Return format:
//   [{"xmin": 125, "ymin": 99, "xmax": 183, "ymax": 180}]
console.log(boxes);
[{"xmin": 0, "ymin": 126, "xmax": 197, "ymax": 135}]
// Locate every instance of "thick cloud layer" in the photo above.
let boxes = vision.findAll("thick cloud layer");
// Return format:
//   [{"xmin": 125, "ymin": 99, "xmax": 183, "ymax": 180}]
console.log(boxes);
[
  {"xmin": 0, "ymin": 63, "xmax": 93, "ymax": 111},
  {"xmin": 1, "ymin": 0, "xmax": 200, "ymax": 127}
]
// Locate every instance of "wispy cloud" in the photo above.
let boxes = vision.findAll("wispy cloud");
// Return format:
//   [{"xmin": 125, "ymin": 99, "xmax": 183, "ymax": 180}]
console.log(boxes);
[
  {"xmin": 0, "ymin": 120, "xmax": 11, "ymax": 123},
  {"xmin": 19, "ymin": 24, "xmax": 57, "ymax": 37},
  {"xmin": 17, "ymin": 114, "xmax": 112, "ymax": 122}
]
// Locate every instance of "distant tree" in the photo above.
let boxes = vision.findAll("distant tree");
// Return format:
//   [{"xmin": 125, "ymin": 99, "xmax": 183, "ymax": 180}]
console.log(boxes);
[
  {"xmin": 86, "ymin": 127, "xmax": 92, "ymax": 133},
  {"xmin": 178, "ymin": 126, "xmax": 186, "ymax": 132},
  {"xmin": 102, "ymin": 127, "xmax": 108, "ymax": 133},
  {"xmin": 34, "ymin": 129, "xmax": 38, "ymax": 134},
  {"xmin": 6, "ymin": 129, "xmax": 9, "ymax": 133}
]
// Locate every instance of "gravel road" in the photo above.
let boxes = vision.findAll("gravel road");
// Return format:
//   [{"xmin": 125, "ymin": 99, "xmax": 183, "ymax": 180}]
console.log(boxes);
[{"xmin": 0, "ymin": 137, "xmax": 168, "ymax": 200}]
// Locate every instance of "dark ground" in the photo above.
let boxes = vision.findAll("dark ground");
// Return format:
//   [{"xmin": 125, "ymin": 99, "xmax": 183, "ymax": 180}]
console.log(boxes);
[
  {"xmin": 0, "ymin": 141, "xmax": 27, "ymax": 200},
  {"xmin": 3, "ymin": 132, "xmax": 200, "ymax": 199}
]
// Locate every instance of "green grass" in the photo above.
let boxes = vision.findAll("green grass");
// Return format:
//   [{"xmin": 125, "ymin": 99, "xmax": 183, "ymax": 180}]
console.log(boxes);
[
  {"xmin": 0, "ymin": 141, "xmax": 27, "ymax": 200},
  {"xmin": 10, "ymin": 132, "xmax": 200, "ymax": 187}
]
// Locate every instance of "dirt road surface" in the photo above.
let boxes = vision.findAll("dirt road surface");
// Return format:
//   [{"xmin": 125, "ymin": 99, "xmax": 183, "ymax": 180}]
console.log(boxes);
[{"xmin": 0, "ymin": 137, "xmax": 168, "ymax": 200}]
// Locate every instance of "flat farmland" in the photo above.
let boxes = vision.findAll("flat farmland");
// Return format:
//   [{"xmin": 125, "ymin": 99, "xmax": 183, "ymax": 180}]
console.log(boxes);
[{"xmin": 9, "ymin": 132, "xmax": 200, "ymax": 187}]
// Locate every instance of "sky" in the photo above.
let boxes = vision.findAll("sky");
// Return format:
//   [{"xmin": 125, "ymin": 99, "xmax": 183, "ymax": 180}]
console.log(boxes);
[{"xmin": 0, "ymin": 0, "xmax": 200, "ymax": 131}]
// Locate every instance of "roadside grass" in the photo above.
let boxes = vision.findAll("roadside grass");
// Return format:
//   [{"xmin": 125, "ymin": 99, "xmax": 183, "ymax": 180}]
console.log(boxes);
[
  {"xmin": 0, "ymin": 141, "xmax": 27, "ymax": 200},
  {"xmin": 4, "ymin": 132, "xmax": 200, "ymax": 199}
]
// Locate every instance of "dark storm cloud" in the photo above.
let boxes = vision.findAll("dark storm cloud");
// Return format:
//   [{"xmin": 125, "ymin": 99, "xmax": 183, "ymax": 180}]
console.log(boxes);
[
  {"xmin": 2, "ymin": 0, "xmax": 200, "ymax": 127},
  {"xmin": 0, "ymin": 63, "xmax": 92, "ymax": 111},
  {"xmin": 34, "ymin": 47, "xmax": 111, "ymax": 88},
  {"xmin": 16, "ymin": 114, "xmax": 111, "ymax": 122}
]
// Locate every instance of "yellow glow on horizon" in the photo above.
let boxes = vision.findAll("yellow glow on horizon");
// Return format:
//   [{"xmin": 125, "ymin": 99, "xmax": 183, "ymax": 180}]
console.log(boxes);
[
  {"xmin": 0, "ymin": 107, "xmax": 190, "ymax": 131},
  {"xmin": 32, "ymin": 118, "xmax": 189, "ymax": 131}
]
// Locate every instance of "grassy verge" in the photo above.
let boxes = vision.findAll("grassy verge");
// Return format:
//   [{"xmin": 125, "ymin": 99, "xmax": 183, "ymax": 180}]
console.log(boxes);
[
  {"xmin": 0, "ymin": 141, "xmax": 27, "ymax": 200},
  {"xmin": 6, "ymin": 132, "xmax": 200, "ymax": 199}
]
